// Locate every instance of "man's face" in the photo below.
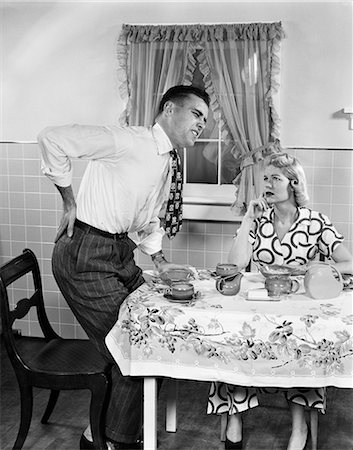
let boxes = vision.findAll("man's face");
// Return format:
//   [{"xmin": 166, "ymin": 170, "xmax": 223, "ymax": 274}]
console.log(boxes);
[{"xmin": 166, "ymin": 94, "xmax": 209, "ymax": 149}]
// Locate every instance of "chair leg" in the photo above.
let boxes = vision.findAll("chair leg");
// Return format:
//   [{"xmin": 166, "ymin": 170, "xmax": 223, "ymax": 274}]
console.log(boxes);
[
  {"xmin": 13, "ymin": 384, "xmax": 33, "ymax": 450},
  {"xmin": 220, "ymin": 413, "xmax": 227, "ymax": 442},
  {"xmin": 310, "ymin": 409, "xmax": 318, "ymax": 450},
  {"xmin": 41, "ymin": 390, "xmax": 60, "ymax": 424},
  {"xmin": 89, "ymin": 374, "xmax": 109, "ymax": 450}
]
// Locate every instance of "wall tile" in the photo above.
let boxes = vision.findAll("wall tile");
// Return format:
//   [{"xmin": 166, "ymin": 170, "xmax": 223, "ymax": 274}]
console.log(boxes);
[
  {"xmin": 24, "ymin": 176, "xmax": 41, "ymax": 193},
  {"xmin": 45, "ymin": 306, "xmax": 60, "ymax": 324},
  {"xmin": 9, "ymin": 175, "xmax": 25, "ymax": 192},
  {"xmin": 313, "ymin": 167, "xmax": 333, "ymax": 184},
  {"xmin": 60, "ymin": 308, "xmax": 76, "ymax": 325},
  {"xmin": 10, "ymin": 208, "xmax": 25, "ymax": 225},
  {"xmin": 205, "ymin": 234, "xmax": 223, "ymax": 252},
  {"xmin": 7, "ymin": 144, "xmax": 23, "ymax": 159},
  {"xmin": 41, "ymin": 226, "xmax": 56, "ymax": 244},
  {"xmin": 26, "ymin": 226, "xmax": 42, "ymax": 242},
  {"xmin": 188, "ymin": 233, "xmax": 206, "ymax": 251},
  {"xmin": 0, "ymin": 241, "xmax": 11, "ymax": 261},
  {"xmin": 0, "ymin": 208, "xmax": 10, "ymax": 225},
  {"xmin": 332, "ymin": 167, "xmax": 352, "ymax": 186},
  {"xmin": 8, "ymin": 159, "xmax": 24, "ymax": 176},
  {"xmin": 331, "ymin": 185, "xmax": 352, "ymax": 205},
  {"xmin": 313, "ymin": 149, "xmax": 334, "ymax": 167},
  {"xmin": 205, "ymin": 252, "xmax": 223, "ymax": 269},
  {"xmin": 60, "ymin": 324, "xmax": 76, "ymax": 339},
  {"xmin": 0, "ymin": 175, "xmax": 8, "ymax": 191},
  {"xmin": 312, "ymin": 185, "xmax": 331, "ymax": 205},
  {"xmin": 293, "ymin": 149, "xmax": 314, "ymax": 167},
  {"xmin": 40, "ymin": 209, "xmax": 58, "ymax": 227},
  {"xmin": 24, "ymin": 159, "xmax": 41, "ymax": 176},
  {"xmin": 333, "ymin": 150, "xmax": 352, "ymax": 167},
  {"xmin": 29, "ymin": 321, "xmax": 44, "ymax": 337},
  {"xmin": 10, "ymin": 225, "xmax": 26, "ymax": 242},
  {"xmin": 26, "ymin": 209, "xmax": 41, "ymax": 226},
  {"xmin": 187, "ymin": 251, "xmax": 205, "ymax": 268},
  {"xmin": 311, "ymin": 202, "xmax": 332, "ymax": 217},
  {"xmin": 331, "ymin": 204, "xmax": 351, "ymax": 223},
  {"xmin": 76, "ymin": 326, "xmax": 89, "ymax": 339}
]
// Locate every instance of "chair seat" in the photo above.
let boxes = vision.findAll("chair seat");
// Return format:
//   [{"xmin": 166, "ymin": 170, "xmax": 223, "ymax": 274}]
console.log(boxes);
[{"xmin": 25, "ymin": 339, "xmax": 109, "ymax": 374}]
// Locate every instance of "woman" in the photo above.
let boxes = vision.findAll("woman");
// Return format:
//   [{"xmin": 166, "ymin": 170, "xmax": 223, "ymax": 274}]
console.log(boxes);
[{"xmin": 208, "ymin": 153, "xmax": 353, "ymax": 450}]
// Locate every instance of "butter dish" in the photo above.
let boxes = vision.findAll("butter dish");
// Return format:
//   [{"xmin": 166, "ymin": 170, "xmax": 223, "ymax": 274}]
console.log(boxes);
[{"xmin": 246, "ymin": 288, "xmax": 280, "ymax": 301}]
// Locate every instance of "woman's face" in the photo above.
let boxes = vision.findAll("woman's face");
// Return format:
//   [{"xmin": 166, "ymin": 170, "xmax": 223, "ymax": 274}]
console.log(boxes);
[{"xmin": 263, "ymin": 165, "xmax": 294, "ymax": 205}]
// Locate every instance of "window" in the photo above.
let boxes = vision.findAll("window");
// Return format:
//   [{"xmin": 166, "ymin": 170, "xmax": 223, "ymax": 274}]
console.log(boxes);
[{"xmin": 118, "ymin": 23, "xmax": 284, "ymax": 219}]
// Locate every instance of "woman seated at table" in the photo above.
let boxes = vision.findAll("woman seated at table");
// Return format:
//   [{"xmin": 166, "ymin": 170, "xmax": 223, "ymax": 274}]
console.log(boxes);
[{"xmin": 207, "ymin": 152, "xmax": 353, "ymax": 450}]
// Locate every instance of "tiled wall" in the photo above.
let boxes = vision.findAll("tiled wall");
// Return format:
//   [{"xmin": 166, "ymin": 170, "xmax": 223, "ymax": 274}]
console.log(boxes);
[{"xmin": 1, "ymin": 143, "xmax": 352, "ymax": 338}]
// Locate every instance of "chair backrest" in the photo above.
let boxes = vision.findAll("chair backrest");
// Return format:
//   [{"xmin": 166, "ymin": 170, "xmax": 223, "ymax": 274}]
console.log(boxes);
[{"xmin": 0, "ymin": 249, "xmax": 60, "ymax": 370}]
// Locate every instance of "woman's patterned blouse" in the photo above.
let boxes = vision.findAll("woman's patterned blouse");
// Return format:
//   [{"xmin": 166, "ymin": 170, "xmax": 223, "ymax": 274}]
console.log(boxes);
[{"xmin": 249, "ymin": 207, "xmax": 344, "ymax": 266}]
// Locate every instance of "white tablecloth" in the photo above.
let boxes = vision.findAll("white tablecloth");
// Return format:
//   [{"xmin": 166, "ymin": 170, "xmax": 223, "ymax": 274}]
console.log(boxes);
[{"xmin": 106, "ymin": 273, "xmax": 353, "ymax": 388}]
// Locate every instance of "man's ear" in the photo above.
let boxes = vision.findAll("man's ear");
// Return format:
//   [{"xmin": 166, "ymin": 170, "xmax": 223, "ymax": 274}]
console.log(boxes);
[{"xmin": 163, "ymin": 100, "xmax": 174, "ymax": 116}]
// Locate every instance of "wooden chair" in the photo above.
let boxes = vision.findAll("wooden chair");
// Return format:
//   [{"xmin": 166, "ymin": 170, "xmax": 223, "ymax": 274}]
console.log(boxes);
[{"xmin": 0, "ymin": 249, "xmax": 111, "ymax": 450}]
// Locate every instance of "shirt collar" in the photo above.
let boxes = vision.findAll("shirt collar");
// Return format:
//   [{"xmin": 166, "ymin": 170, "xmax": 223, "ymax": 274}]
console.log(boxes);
[
  {"xmin": 152, "ymin": 123, "xmax": 174, "ymax": 155},
  {"xmin": 262, "ymin": 206, "xmax": 304, "ymax": 223}
]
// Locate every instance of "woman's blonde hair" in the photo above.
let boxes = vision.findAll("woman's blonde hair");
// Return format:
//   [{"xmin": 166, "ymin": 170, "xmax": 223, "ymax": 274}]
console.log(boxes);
[{"xmin": 266, "ymin": 153, "xmax": 309, "ymax": 206}]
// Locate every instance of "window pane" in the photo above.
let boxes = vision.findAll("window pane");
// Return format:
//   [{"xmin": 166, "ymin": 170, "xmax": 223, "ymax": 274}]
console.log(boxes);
[
  {"xmin": 183, "ymin": 142, "xmax": 218, "ymax": 184},
  {"xmin": 221, "ymin": 141, "xmax": 240, "ymax": 185}
]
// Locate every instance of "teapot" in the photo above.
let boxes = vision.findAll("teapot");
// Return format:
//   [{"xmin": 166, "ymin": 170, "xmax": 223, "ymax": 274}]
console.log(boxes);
[
  {"xmin": 304, "ymin": 263, "xmax": 343, "ymax": 299},
  {"xmin": 216, "ymin": 272, "xmax": 243, "ymax": 296}
]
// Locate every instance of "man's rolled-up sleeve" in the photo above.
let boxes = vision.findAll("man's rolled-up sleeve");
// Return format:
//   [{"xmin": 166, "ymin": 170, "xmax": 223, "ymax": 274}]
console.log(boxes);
[
  {"xmin": 130, "ymin": 216, "xmax": 166, "ymax": 255},
  {"xmin": 38, "ymin": 124, "xmax": 116, "ymax": 187}
]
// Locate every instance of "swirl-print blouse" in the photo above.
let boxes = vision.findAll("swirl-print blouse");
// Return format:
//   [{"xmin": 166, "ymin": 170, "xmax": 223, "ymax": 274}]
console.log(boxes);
[{"xmin": 249, "ymin": 207, "xmax": 344, "ymax": 266}]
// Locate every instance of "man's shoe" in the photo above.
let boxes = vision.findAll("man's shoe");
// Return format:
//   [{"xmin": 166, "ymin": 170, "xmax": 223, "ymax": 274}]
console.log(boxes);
[
  {"xmin": 80, "ymin": 434, "xmax": 97, "ymax": 450},
  {"xmin": 79, "ymin": 433, "xmax": 142, "ymax": 450},
  {"xmin": 225, "ymin": 437, "xmax": 243, "ymax": 449},
  {"xmin": 107, "ymin": 439, "xmax": 143, "ymax": 450}
]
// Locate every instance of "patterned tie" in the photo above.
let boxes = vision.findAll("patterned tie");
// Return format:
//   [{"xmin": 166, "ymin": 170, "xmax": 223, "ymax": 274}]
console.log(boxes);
[{"xmin": 165, "ymin": 149, "xmax": 183, "ymax": 239}]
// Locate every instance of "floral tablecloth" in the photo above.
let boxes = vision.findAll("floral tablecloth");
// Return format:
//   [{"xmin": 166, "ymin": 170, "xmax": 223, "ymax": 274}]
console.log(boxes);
[{"xmin": 105, "ymin": 273, "xmax": 353, "ymax": 388}]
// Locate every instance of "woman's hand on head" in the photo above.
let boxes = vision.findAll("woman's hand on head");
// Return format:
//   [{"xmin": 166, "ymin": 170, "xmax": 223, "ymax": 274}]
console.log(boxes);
[{"xmin": 245, "ymin": 195, "xmax": 269, "ymax": 220}]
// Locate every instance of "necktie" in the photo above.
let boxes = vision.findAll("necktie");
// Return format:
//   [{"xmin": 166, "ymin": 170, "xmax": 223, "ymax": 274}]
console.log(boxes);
[{"xmin": 165, "ymin": 149, "xmax": 183, "ymax": 239}]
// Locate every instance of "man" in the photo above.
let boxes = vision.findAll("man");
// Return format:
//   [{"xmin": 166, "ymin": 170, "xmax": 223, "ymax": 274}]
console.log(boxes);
[{"xmin": 38, "ymin": 85, "xmax": 209, "ymax": 449}]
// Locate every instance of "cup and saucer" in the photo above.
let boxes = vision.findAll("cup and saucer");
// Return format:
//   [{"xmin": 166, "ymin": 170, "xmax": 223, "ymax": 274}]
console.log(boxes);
[{"xmin": 164, "ymin": 282, "xmax": 200, "ymax": 303}]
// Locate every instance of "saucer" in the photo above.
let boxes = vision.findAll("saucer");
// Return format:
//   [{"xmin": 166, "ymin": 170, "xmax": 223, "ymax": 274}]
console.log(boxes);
[
  {"xmin": 164, "ymin": 293, "xmax": 193, "ymax": 303},
  {"xmin": 164, "ymin": 291, "xmax": 201, "ymax": 303}
]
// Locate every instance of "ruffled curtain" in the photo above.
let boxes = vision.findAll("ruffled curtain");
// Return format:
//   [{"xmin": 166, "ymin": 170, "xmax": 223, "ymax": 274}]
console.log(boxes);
[
  {"xmin": 117, "ymin": 25, "xmax": 197, "ymax": 126},
  {"xmin": 117, "ymin": 23, "xmax": 284, "ymax": 211}
]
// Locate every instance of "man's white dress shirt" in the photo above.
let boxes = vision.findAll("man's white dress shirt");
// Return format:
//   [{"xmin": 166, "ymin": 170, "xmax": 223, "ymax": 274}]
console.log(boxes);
[{"xmin": 38, "ymin": 123, "xmax": 173, "ymax": 255}]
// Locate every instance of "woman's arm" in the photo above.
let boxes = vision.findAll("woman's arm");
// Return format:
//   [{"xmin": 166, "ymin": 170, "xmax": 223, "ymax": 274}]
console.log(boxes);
[
  {"xmin": 228, "ymin": 196, "xmax": 269, "ymax": 270},
  {"xmin": 228, "ymin": 216, "xmax": 254, "ymax": 270},
  {"xmin": 330, "ymin": 243, "xmax": 353, "ymax": 275}
]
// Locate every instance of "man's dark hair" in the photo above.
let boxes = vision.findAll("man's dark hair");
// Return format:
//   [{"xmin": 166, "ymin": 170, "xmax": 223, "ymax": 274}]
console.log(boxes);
[{"xmin": 157, "ymin": 85, "xmax": 210, "ymax": 116}]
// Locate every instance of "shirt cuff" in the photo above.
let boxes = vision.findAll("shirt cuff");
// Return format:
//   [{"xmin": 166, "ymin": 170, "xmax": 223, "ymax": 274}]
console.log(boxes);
[
  {"xmin": 41, "ymin": 163, "xmax": 73, "ymax": 187},
  {"xmin": 132, "ymin": 227, "xmax": 165, "ymax": 255}
]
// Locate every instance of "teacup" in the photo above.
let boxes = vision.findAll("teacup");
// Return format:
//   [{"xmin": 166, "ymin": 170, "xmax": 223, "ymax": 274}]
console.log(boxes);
[
  {"xmin": 216, "ymin": 263, "xmax": 238, "ymax": 278},
  {"xmin": 265, "ymin": 275, "xmax": 300, "ymax": 298},
  {"xmin": 165, "ymin": 282, "xmax": 194, "ymax": 300}
]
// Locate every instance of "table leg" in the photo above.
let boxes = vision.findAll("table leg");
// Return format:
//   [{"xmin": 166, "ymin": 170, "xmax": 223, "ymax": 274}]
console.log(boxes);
[
  {"xmin": 166, "ymin": 379, "xmax": 178, "ymax": 432},
  {"xmin": 144, "ymin": 377, "xmax": 157, "ymax": 450}
]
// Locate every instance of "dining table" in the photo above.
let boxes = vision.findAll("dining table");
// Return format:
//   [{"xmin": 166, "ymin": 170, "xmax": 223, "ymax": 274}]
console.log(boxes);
[{"xmin": 105, "ymin": 270, "xmax": 353, "ymax": 450}]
